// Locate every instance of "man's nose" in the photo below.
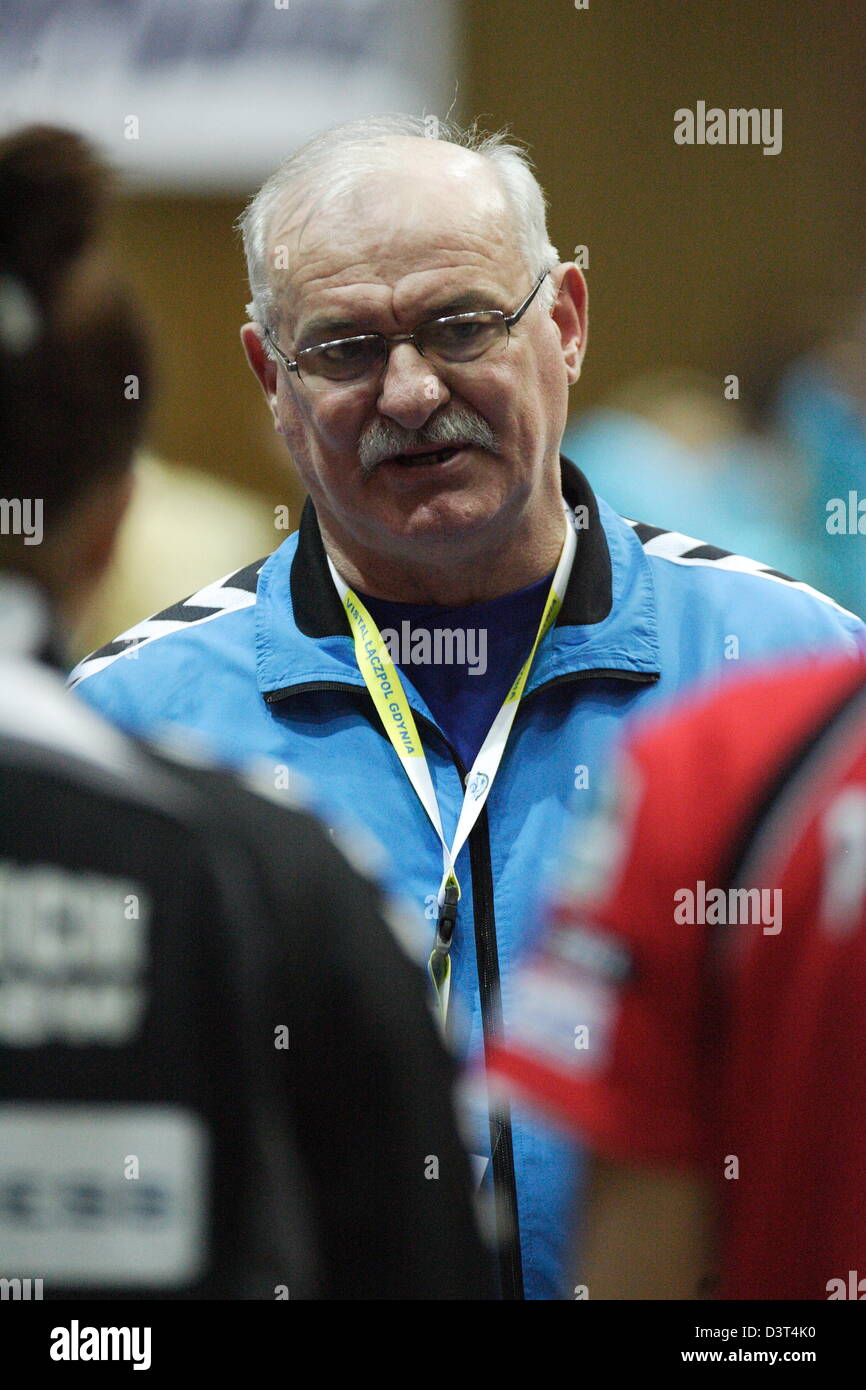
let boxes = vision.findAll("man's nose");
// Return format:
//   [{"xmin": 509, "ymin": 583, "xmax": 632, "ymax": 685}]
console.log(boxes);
[{"xmin": 376, "ymin": 341, "xmax": 449, "ymax": 428}]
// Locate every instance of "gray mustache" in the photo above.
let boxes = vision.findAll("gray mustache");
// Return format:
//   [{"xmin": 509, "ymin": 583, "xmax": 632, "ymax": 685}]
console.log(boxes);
[{"xmin": 358, "ymin": 409, "xmax": 499, "ymax": 476}]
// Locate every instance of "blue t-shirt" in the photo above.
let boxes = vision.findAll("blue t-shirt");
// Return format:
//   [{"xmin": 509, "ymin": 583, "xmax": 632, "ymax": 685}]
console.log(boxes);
[{"xmin": 359, "ymin": 571, "xmax": 554, "ymax": 770}]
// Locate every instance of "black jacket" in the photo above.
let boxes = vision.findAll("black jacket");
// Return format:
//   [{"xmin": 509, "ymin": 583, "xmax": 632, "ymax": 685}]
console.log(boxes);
[{"xmin": 0, "ymin": 575, "xmax": 490, "ymax": 1299}]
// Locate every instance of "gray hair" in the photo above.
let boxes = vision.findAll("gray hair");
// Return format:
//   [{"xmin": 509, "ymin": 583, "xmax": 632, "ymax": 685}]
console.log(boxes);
[{"xmin": 237, "ymin": 113, "xmax": 560, "ymax": 342}]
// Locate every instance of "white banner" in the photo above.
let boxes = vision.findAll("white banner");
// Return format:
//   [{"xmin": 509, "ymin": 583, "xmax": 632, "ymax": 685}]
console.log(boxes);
[{"xmin": 0, "ymin": 0, "xmax": 458, "ymax": 191}]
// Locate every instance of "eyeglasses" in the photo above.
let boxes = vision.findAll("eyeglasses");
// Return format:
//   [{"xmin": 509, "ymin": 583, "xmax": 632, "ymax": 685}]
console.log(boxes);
[{"xmin": 263, "ymin": 268, "xmax": 550, "ymax": 392}]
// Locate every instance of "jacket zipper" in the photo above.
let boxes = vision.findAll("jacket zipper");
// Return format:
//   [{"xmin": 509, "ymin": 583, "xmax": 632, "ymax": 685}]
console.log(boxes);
[{"xmin": 465, "ymin": 796, "xmax": 525, "ymax": 1299}]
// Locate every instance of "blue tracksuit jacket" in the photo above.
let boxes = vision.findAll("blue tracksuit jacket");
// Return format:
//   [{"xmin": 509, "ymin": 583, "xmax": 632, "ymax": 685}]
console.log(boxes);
[{"xmin": 70, "ymin": 457, "xmax": 865, "ymax": 1298}]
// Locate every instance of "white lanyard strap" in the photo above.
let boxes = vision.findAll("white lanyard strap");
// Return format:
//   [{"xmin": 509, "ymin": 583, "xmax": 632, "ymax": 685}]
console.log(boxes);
[{"xmin": 327, "ymin": 506, "xmax": 577, "ymax": 1021}]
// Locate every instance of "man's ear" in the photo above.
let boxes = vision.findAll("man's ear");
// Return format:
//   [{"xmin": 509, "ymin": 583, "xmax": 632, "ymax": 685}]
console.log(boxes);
[
  {"xmin": 240, "ymin": 322, "xmax": 281, "ymax": 428},
  {"xmin": 551, "ymin": 265, "xmax": 588, "ymax": 386}
]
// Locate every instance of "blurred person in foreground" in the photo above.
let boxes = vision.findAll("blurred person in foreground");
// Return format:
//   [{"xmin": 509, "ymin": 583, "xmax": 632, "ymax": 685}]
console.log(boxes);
[
  {"xmin": 69, "ymin": 113, "xmax": 864, "ymax": 1300},
  {"xmin": 0, "ymin": 125, "xmax": 489, "ymax": 1300},
  {"xmin": 488, "ymin": 649, "xmax": 866, "ymax": 1299}
]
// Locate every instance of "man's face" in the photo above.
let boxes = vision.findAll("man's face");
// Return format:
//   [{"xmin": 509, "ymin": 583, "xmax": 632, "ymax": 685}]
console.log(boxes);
[{"xmin": 246, "ymin": 139, "xmax": 585, "ymax": 565}]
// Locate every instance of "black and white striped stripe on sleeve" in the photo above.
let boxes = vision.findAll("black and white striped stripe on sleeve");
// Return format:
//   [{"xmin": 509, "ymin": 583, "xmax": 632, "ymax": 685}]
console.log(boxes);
[
  {"xmin": 68, "ymin": 557, "xmax": 264, "ymax": 689},
  {"xmin": 624, "ymin": 519, "xmax": 857, "ymax": 619}
]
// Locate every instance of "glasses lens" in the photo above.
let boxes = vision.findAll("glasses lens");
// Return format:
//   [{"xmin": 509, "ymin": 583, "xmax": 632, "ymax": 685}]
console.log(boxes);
[
  {"xmin": 298, "ymin": 335, "xmax": 386, "ymax": 389},
  {"xmin": 419, "ymin": 312, "xmax": 506, "ymax": 363}
]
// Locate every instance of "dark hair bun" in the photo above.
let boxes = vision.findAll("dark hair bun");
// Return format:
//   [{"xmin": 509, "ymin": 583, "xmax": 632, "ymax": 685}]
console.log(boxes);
[
  {"xmin": 0, "ymin": 124, "xmax": 149, "ymax": 530},
  {"xmin": 0, "ymin": 124, "xmax": 111, "ymax": 310}
]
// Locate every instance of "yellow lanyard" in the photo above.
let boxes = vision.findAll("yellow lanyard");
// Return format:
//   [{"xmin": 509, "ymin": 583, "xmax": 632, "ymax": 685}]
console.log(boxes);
[{"xmin": 327, "ymin": 509, "xmax": 577, "ymax": 1024}]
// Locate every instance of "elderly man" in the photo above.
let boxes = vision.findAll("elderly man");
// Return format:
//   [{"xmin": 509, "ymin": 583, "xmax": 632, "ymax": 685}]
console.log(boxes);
[{"xmin": 72, "ymin": 114, "xmax": 865, "ymax": 1300}]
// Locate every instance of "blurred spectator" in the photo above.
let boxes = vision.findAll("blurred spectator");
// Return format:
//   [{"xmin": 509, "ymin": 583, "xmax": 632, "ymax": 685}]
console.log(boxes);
[
  {"xmin": 564, "ymin": 369, "xmax": 812, "ymax": 582},
  {"xmin": 773, "ymin": 303, "xmax": 866, "ymax": 621}
]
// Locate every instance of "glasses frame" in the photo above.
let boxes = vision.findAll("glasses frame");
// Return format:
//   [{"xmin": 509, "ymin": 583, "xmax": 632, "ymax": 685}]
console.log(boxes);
[{"xmin": 263, "ymin": 268, "xmax": 551, "ymax": 389}]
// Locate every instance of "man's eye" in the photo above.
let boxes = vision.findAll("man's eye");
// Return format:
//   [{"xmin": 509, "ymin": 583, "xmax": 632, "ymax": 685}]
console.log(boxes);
[
  {"xmin": 438, "ymin": 320, "xmax": 486, "ymax": 343},
  {"xmin": 427, "ymin": 317, "xmax": 501, "ymax": 360},
  {"xmin": 319, "ymin": 340, "xmax": 370, "ymax": 364}
]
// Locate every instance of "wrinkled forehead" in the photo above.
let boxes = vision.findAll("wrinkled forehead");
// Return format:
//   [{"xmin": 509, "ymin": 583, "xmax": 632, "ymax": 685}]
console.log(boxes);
[{"xmin": 266, "ymin": 142, "xmax": 524, "ymax": 333}]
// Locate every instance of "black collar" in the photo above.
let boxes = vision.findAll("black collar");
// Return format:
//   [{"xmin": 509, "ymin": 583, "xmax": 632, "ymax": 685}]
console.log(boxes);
[{"xmin": 291, "ymin": 455, "xmax": 613, "ymax": 638}]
